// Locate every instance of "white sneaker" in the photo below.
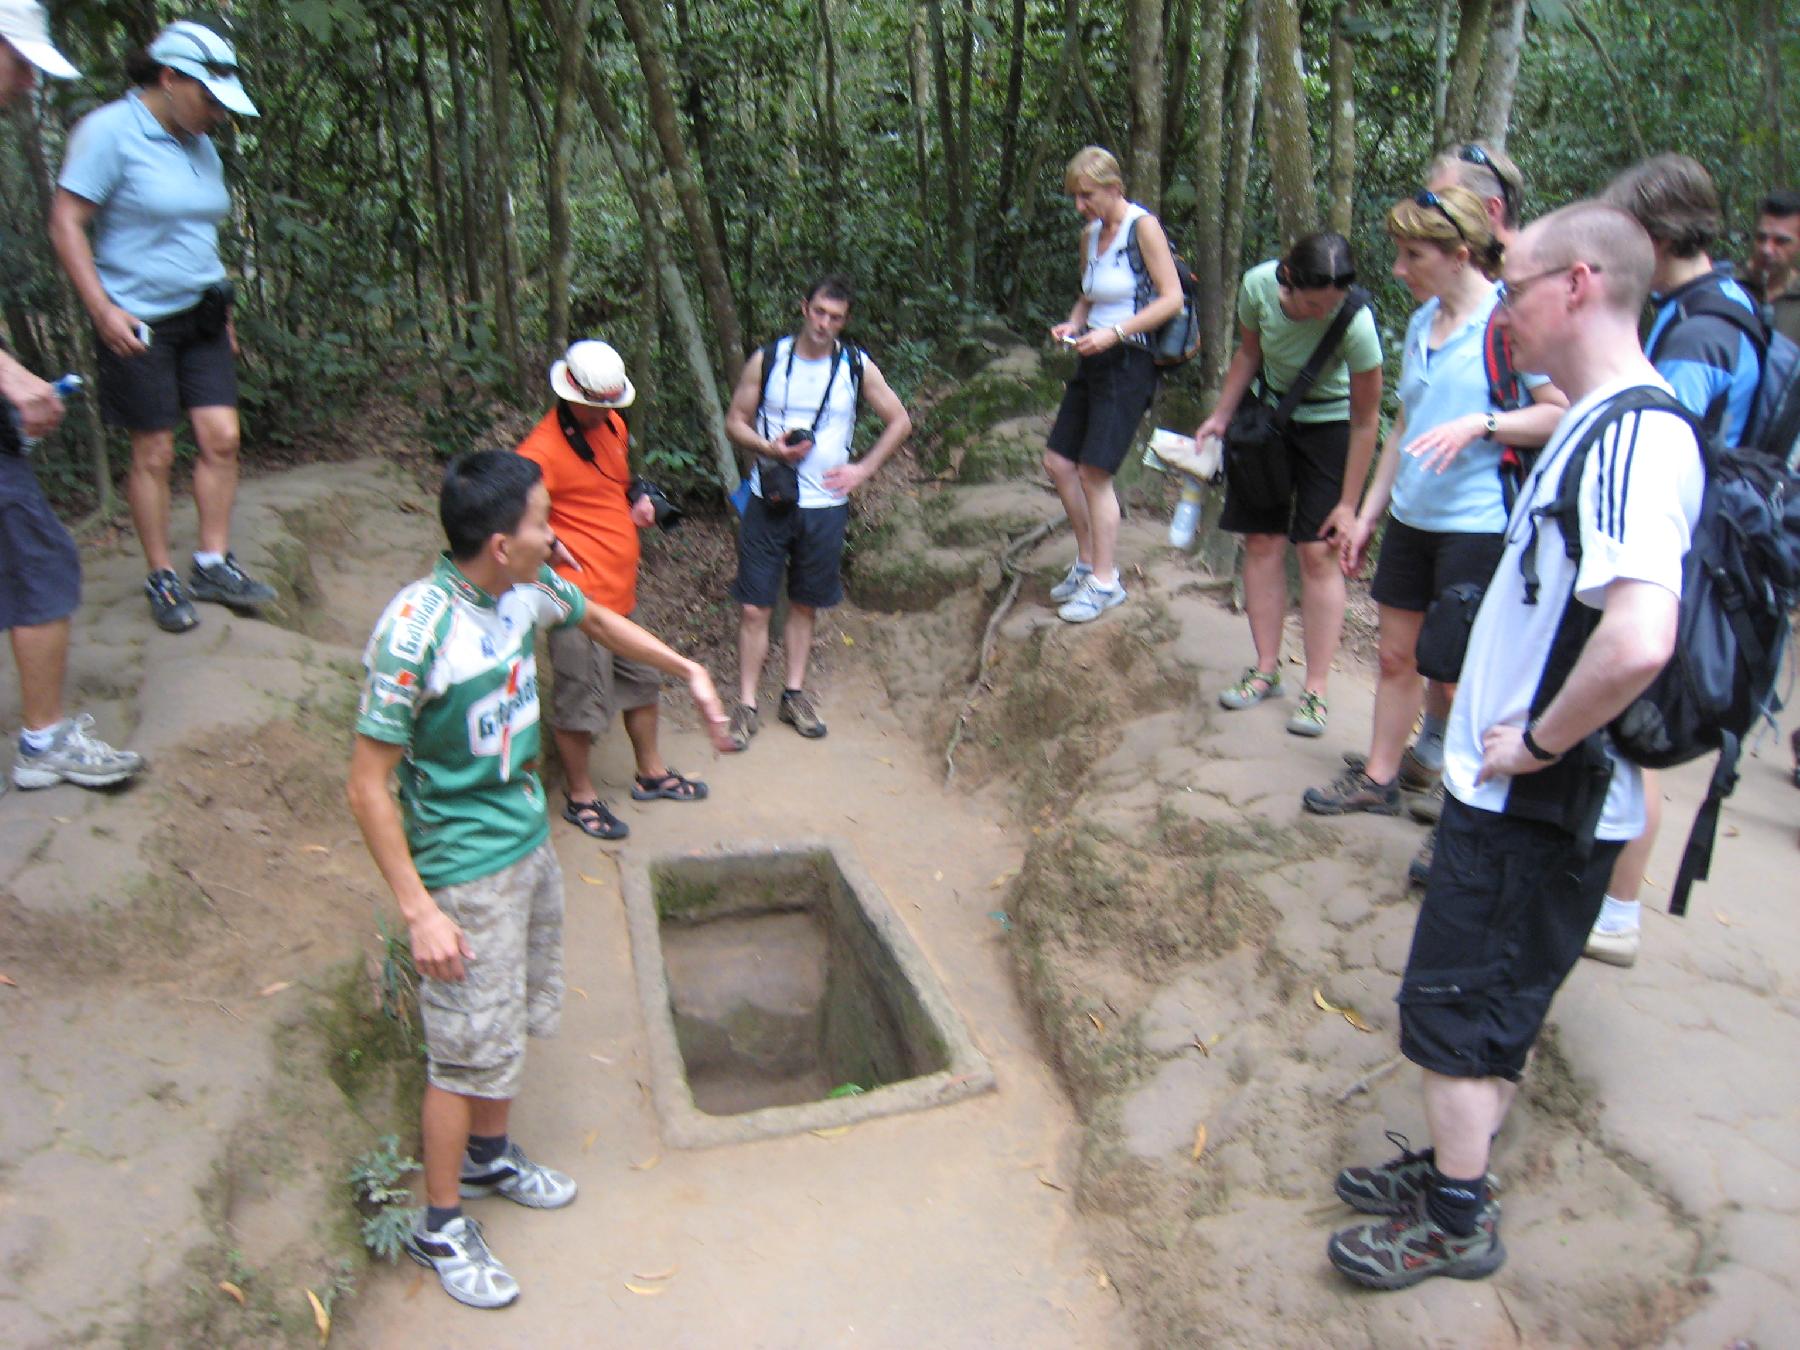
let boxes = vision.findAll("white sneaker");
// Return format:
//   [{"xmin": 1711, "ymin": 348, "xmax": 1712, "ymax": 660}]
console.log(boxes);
[
  {"xmin": 12, "ymin": 714, "xmax": 145, "ymax": 790},
  {"xmin": 1058, "ymin": 577, "xmax": 1126, "ymax": 623},
  {"xmin": 460, "ymin": 1142, "xmax": 578, "ymax": 1209},
  {"xmin": 1583, "ymin": 926, "xmax": 1639, "ymax": 968},
  {"xmin": 1049, "ymin": 561, "xmax": 1093, "ymax": 602},
  {"xmin": 403, "ymin": 1214, "xmax": 520, "ymax": 1309}
]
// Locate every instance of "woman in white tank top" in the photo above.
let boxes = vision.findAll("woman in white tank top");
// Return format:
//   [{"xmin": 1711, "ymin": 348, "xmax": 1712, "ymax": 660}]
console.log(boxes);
[{"xmin": 1044, "ymin": 146, "xmax": 1183, "ymax": 623}]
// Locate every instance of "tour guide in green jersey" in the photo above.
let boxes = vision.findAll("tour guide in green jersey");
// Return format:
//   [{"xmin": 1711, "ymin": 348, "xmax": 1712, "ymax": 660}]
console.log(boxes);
[{"xmin": 347, "ymin": 451, "xmax": 731, "ymax": 1310}]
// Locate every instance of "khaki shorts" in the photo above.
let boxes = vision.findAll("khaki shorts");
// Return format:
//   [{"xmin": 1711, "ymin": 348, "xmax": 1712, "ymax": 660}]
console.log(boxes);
[
  {"xmin": 547, "ymin": 621, "xmax": 663, "ymax": 735},
  {"xmin": 418, "ymin": 841, "xmax": 565, "ymax": 1100}
]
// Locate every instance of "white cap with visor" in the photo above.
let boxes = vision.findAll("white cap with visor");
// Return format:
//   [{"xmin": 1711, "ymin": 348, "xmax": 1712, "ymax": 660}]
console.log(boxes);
[
  {"xmin": 147, "ymin": 20, "xmax": 258, "ymax": 117},
  {"xmin": 0, "ymin": 0, "xmax": 79, "ymax": 79}
]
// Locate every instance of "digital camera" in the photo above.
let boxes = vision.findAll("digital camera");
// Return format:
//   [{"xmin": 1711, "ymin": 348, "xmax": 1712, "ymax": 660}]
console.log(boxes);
[{"xmin": 628, "ymin": 477, "xmax": 684, "ymax": 531}]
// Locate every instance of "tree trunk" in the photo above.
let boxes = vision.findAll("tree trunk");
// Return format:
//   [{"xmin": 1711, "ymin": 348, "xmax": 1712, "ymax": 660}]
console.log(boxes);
[
  {"xmin": 414, "ymin": 18, "xmax": 460, "ymax": 326},
  {"xmin": 1163, "ymin": 0, "xmax": 1196, "ymax": 196},
  {"xmin": 816, "ymin": 0, "xmax": 846, "ymax": 260},
  {"xmin": 1760, "ymin": 0, "xmax": 1787, "ymax": 182},
  {"xmin": 1473, "ymin": 0, "xmax": 1525, "ymax": 148},
  {"xmin": 1258, "ymin": 0, "xmax": 1315, "ymax": 244},
  {"xmin": 541, "ymin": 0, "xmax": 592, "ymax": 358},
  {"xmin": 1191, "ymin": 0, "xmax": 1231, "ymax": 396},
  {"xmin": 1222, "ymin": 0, "xmax": 1260, "ymax": 308},
  {"xmin": 485, "ymin": 0, "xmax": 528, "ymax": 398},
  {"xmin": 671, "ymin": 0, "xmax": 733, "ymax": 300},
  {"xmin": 1567, "ymin": 1, "xmax": 1648, "ymax": 161},
  {"xmin": 1326, "ymin": 0, "xmax": 1356, "ymax": 235},
  {"xmin": 1438, "ymin": 0, "xmax": 1491, "ymax": 148},
  {"xmin": 924, "ymin": 0, "xmax": 966, "ymax": 301},
  {"xmin": 907, "ymin": 6, "xmax": 934, "ymax": 262},
  {"xmin": 955, "ymin": 0, "xmax": 976, "ymax": 297},
  {"xmin": 444, "ymin": 13, "xmax": 484, "ymax": 316},
  {"xmin": 1432, "ymin": 0, "xmax": 1452, "ymax": 135},
  {"xmin": 996, "ymin": 0, "xmax": 1027, "ymax": 214},
  {"xmin": 1001, "ymin": 0, "xmax": 1084, "ymax": 315},
  {"xmin": 1127, "ymin": 0, "xmax": 1164, "ymax": 212},
  {"xmin": 615, "ymin": 0, "xmax": 745, "ymax": 372}
]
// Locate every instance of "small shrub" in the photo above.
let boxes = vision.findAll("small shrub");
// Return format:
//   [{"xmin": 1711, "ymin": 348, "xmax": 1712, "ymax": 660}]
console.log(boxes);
[{"xmin": 348, "ymin": 1135, "xmax": 420, "ymax": 1262}]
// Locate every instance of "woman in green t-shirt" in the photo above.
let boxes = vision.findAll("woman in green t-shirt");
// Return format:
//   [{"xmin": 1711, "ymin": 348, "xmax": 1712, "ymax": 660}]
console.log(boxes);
[{"xmin": 1195, "ymin": 233, "xmax": 1384, "ymax": 738}]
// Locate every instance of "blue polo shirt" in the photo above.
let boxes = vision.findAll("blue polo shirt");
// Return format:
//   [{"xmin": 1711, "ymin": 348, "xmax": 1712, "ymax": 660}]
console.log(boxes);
[
  {"xmin": 57, "ymin": 91, "xmax": 230, "ymax": 322},
  {"xmin": 1645, "ymin": 272, "xmax": 1761, "ymax": 446},
  {"xmin": 1390, "ymin": 286, "xmax": 1550, "ymax": 534}
]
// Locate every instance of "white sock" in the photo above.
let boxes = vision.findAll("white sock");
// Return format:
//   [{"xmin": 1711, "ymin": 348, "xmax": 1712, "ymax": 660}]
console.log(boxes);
[
  {"xmin": 193, "ymin": 550, "xmax": 225, "ymax": 569},
  {"xmin": 20, "ymin": 721, "xmax": 65, "ymax": 753},
  {"xmin": 1070, "ymin": 559, "xmax": 1093, "ymax": 574},
  {"xmin": 1091, "ymin": 571, "xmax": 1120, "ymax": 590},
  {"xmin": 1595, "ymin": 895, "xmax": 1640, "ymax": 934}
]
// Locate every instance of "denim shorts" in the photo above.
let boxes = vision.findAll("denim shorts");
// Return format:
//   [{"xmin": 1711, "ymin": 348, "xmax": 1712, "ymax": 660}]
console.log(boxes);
[
  {"xmin": 729, "ymin": 496, "xmax": 849, "ymax": 609},
  {"xmin": 0, "ymin": 454, "xmax": 81, "ymax": 630}
]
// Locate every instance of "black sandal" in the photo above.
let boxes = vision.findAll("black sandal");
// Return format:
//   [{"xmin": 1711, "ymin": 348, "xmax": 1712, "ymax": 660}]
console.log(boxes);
[
  {"xmin": 630, "ymin": 770, "xmax": 709, "ymax": 802},
  {"xmin": 563, "ymin": 796, "xmax": 628, "ymax": 840}
]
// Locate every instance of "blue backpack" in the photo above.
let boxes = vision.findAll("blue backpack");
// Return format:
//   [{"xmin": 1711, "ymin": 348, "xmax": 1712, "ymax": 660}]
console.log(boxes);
[{"xmin": 1647, "ymin": 278, "xmax": 1800, "ymax": 463}]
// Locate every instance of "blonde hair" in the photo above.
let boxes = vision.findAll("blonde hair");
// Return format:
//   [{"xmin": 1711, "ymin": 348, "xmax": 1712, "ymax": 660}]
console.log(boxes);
[
  {"xmin": 1387, "ymin": 185, "xmax": 1503, "ymax": 276},
  {"xmin": 1064, "ymin": 146, "xmax": 1124, "ymax": 194}
]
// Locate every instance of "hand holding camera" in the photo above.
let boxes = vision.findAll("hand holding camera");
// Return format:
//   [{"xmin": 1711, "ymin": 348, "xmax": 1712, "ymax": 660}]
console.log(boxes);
[
  {"xmin": 627, "ymin": 477, "xmax": 684, "ymax": 531},
  {"xmin": 777, "ymin": 426, "xmax": 816, "ymax": 462}
]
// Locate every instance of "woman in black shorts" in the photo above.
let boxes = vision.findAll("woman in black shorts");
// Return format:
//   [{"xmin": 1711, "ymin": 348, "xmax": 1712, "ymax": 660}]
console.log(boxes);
[
  {"xmin": 50, "ymin": 21, "xmax": 273, "ymax": 634},
  {"xmin": 1196, "ymin": 233, "xmax": 1384, "ymax": 736},
  {"xmin": 1043, "ymin": 146, "xmax": 1183, "ymax": 624}
]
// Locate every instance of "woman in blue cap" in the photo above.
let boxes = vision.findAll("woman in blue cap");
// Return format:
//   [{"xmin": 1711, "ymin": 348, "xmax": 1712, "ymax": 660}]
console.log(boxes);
[{"xmin": 50, "ymin": 20, "xmax": 273, "ymax": 634}]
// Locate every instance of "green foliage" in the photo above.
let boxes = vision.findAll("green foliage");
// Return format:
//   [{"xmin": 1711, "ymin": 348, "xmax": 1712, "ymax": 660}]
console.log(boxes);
[{"xmin": 348, "ymin": 1134, "xmax": 420, "ymax": 1263}]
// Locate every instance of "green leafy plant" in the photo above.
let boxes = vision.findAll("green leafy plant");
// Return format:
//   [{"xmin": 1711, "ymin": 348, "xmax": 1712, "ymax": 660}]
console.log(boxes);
[{"xmin": 348, "ymin": 1135, "xmax": 420, "ymax": 1262}]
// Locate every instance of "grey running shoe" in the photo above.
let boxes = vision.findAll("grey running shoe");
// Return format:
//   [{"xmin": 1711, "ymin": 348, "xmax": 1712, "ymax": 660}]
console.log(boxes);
[
  {"xmin": 1328, "ymin": 1194, "xmax": 1506, "ymax": 1290},
  {"xmin": 188, "ymin": 553, "xmax": 276, "ymax": 611},
  {"xmin": 403, "ymin": 1213, "xmax": 519, "ymax": 1309},
  {"xmin": 12, "ymin": 715, "xmax": 145, "ymax": 790},
  {"xmin": 727, "ymin": 702, "xmax": 759, "ymax": 752},
  {"xmin": 779, "ymin": 689, "xmax": 828, "ymax": 738},
  {"xmin": 145, "ymin": 569, "xmax": 198, "ymax": 632},
  {"xmin": 1303, "ymin": 766, "xmax": 1401, "ymax": 817},
  {"xmin": 1049, "ymin": 561, "xmax": 1094, "ymax": 602},
  {"xmin": 460, "ymin": 1142, "xmax": 578, "ymax": 1209},
  {"xmin": 1219, "ymin": 666, "xmax": 1283, "ymax": 709},
  {"xmin": 1058, "ymin": 576, "xmax": 1126, "ymax": 623}
]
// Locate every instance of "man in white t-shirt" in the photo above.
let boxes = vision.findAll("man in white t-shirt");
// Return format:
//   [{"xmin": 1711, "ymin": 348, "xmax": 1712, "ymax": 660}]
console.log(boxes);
[
  {"xmin": 721, "ymin": 275, "xmax": 911, "ymax": 749},
  {"xmin": 1326, "ymin": 202, "xmax": 1704, "ymax": 1291}
]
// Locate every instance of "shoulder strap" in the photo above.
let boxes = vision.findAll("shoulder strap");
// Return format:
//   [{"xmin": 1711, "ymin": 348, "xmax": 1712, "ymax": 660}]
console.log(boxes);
[
  {"xmin": 755, "ymin": 337, "xmax": 783, "ymax": 437},
  {"xmin": 1648, "ymin": 282, "xmax": 1770, "ymax": 432},
  {"xmin": 1484, "ymin": 309, "xmax": 1527, "ymax": 412},
  {"xmin": 1271, "ymin": 288, "xmax": 1370, "ymax": 428}
]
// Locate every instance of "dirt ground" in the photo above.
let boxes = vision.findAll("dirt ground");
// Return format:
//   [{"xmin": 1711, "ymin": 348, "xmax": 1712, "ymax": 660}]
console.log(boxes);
[{"xmin": 2, "ymin": 417, "xmax": 1795, "ymax": 1346}]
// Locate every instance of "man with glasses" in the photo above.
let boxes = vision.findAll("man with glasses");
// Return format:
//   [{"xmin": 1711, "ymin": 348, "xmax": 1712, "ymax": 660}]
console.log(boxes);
[
  {"xmin": 1, "ymin": 1, "xmax": 144, "ymax": 794},
  {"xmin": 1746, "ymin": 189, "xmax": 1800, "ymax": 345},
  {"xmin": 1327, "ymin": 200, "xmax": 1702, "ymax": 1291}
]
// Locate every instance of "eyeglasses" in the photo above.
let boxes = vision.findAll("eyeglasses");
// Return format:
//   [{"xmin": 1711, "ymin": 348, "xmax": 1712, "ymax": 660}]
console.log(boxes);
[
  {"xmin": 1496, "ymin": 263, "xmax": 1602, "ymax": 308},
  {"xmin": 1277, "ymin": 261, "xmax": 1356, "ymax": 291},
  {"xmin": 1414, "ymin": 191, "xmax": 1469, "ymax": 246},
  {"xmin": 1458, "ymin": 143, "xmax": 1518, "ymax": 218}
]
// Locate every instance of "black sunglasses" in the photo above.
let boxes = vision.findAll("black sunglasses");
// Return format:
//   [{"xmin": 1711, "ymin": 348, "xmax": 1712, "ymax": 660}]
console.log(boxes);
[
  {"xmin": 1415, "ymin": 191, "xmax": 1470, "ymax": 246},
  {"xmin": 1277, "ymin": 261, "xmax": 1356, "ymax": 291},
  {"xmin": 1458, "ymin": 144, "xmax": 1517, "ymax": 217}
]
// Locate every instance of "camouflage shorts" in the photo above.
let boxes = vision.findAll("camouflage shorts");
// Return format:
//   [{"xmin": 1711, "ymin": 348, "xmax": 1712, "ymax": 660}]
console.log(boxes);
[{"xmin": 419, "ymin": 841, "xmax": 565, "ymax": 1100}]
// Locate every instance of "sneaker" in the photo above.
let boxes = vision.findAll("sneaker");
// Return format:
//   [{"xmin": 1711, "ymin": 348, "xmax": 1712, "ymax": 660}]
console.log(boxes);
[
  {"xmin": 403, "ymin": 1213, "xmax": 520, "ymax": 1310},
  {"xmin": 727, "ymin": 703, "xmax": 759, "ymax": 752},
  {"xmin": 778, "ymin": 690, "xmax": 827, "ymax": 738},
  {"xmin": 145, "ymin": 569, "xmax": 198, "ymax": 633},
  {"xmin": 187, "ymin": 553, "xmax": 277, "ymax": 612},
  {"xmin": 1407, "ymin": 831, "xmax": 1435, "ymax": 889},
  {"xmin": 1057, "ymin": 576, "xmax": 1126, "ymax": 623},
  {"xmin": 1328, "ymin": 1194, "xmax": 1506, "ymax": 1290},
  {"xmin": 1343, "ymin": 745, "xmax": 1440, "ymax": 793},
  {"xmin": 460, "ymin": 1142, "xmax": 578, "ymax": 1209},
  {"xmin": 1049, "ymin": 561, "xmax": 1094, "ymax": 603},
  {"xmin": 1287, "ymin": 691, "xmax": 1328, "ymax": 737},
  {"xmin": 12, "ymin": 715, "xmax": 145, "ymax": 790},
  {"xmin": 1409, "ymin": 783, "xmax": 1446, "ymax": 825},
  {"xmin": 1303, "ymin": 767, "xmax": 1401, "ymax": 817},
  {"xmin": 1219, "ymin": 667, "xmax": 1282, "ymax": 710},
  {"xmin": 1583, "ymin": 924, "xmax": 1640, "ymax": 968}
]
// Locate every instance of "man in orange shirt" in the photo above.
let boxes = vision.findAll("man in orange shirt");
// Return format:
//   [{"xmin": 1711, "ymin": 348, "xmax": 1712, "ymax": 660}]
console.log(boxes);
[{"xmin": 516, "ymin": 341, "xmax": 707, "ymax": 840}]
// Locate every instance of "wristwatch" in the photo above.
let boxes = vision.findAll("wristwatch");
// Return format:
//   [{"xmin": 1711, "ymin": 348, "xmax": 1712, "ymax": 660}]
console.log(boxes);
[
  {"xmin": 1113, "ymin": 324, "xmax": 1128, "ymax": 344},
  {"xmin": 1483, "ymin": 412, "xmax": 1499, "ymax": 436},
  {"xmin": 1521, "ymin": 721, "xmax": 1561, "ymax": 762}
]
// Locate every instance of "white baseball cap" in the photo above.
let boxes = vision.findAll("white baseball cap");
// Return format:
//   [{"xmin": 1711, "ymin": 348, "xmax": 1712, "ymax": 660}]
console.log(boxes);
[
  {"xmin": 0, "ymin": 0, "xmax": 79, "ymax": 79},
  {"xmin": 550, "ymin": 340, "xmax": 636, "ymax": 409},
  {"xmin": 147, "ymin": 21, "xmax": 258, "ymax": 117}
]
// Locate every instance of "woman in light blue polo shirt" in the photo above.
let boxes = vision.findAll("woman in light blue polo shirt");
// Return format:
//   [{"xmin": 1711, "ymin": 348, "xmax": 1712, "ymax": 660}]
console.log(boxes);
[
  {"xmin": 1302, "ymin": 186, "xmax": 1567, "ymax": 818},
  {"xmin": 49, "ymin": 20, "xmax": 274, "ymax": 635}
]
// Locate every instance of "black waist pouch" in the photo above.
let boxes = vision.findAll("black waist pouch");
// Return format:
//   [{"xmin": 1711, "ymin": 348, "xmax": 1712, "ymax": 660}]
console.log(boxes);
[
  {"xmin": 1223, "ymin": 398, "xmax": 1293, "ymax": 511},
  {"xmin": 1414, "ymin": 582, "xmax": 1485, "ymax": 683},
  {"xmin": 757, "ymin": 457, "xmax": 800, "ymax": 512},
  {"xmin": 192, "ymin": 282, "xmax": 234, "ymax": 339}
]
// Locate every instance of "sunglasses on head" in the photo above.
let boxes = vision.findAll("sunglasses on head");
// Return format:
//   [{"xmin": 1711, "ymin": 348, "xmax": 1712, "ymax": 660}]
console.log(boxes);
[
  {"xmin": 1277, "ymin": 261, "xmax": 1356, "ymax": 291},
  {"xmin": 1457, "ymin": 144, "xmax": 1517, "ymax": 217},
  {"xmin": 1414, "ymin": 191, "xmax": 1471, "ymax": 245}
]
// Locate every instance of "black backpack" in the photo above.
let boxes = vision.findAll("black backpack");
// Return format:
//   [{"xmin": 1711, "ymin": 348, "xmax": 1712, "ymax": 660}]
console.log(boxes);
[
  {"xmin": 1524, "ymin": 385, "xmax": 1800, "ymax": 915},
  {"xmin": 1123, "ymin": 217, "xmax": 1203, "ymax": 367},
  {"xmin": 1646, "ymin": 276, "xmax": 1800, "ymax": 463},
  {"xmin": 757, "ymin": 336, "xmax": 864, "ymax": 420}
]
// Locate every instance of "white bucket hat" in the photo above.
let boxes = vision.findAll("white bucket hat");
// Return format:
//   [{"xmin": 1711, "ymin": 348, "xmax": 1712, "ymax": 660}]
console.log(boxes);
[
  {"xmin": 550, "ymin": 340, "xmax": 636, "ymax": 409},
  {"xmin": 147, "ymin": 21, "xmax": 258, "ymax": 117},
  {"xmin": 0, "ymin": 0, "xmax": 79, "ymax": 79}
]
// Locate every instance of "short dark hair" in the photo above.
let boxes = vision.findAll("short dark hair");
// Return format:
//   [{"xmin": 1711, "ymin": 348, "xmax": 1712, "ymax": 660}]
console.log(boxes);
[
  {"xmin": 1603, "ymin": 154, "xmax": 1721, "ymax": 259},
  {"xmin": 1279, "ymin": 232, "xmax": 1357, "ymax": 290},
  {"xmin": 804, "ymin": 274, "xmax": 853, "ymax": 307},
  {"xmin": 124, "ymin": 48, "xmax": 164, "ymax": 85},
  {"xmin": 440, "ymin": 450, "xmax": 542, "ymax": 562},
  {"xmin": 1759, "ymin": 190, "xmax": 1800, "ymax": 220}
]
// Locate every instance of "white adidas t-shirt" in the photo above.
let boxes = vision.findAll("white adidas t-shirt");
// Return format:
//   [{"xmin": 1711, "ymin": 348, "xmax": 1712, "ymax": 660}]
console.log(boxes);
[{"xmin": 1445, "ymin": 376, "xmax": 1705, "ymax": 841}]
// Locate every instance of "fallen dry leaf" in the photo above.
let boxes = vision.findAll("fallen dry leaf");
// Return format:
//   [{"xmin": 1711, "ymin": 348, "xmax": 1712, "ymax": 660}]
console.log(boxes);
[
  {"xmin": 218, "ymin": 1281, "xmax": 245, "ymax": 1305},
  {"xmin": 304, "ymin": 1287, "xmax": 330, "ymax": 1344},
  {"xmin": 810, "ymin": 1125, "xmax": 852, "ymax": 1139},
  {"xmin": 258, "ymin": 981, "xmax": 293, "ymax": 998},
  {"xmin": 588, "ymin": 1052, "xmax": 615, "ymax": 1065},
  {"xmin": 630, "ymin": 1154, "xmax": 661, "ymax": 1171},
  {"xmin": 1190, "ymin": 1123, "xmax": 1208, "ymax": 1161},
  {"xmin": 0, "ymin": 974, "xmax": 16, "ymax": 988},
  {"xmin": 1715, "ymin": 912, "xmax": 1735, "ymax": 927},
  {"xmin": 1343, "ymin": 1010, "xmax": 1377, "ymax": 1034},
  {"xmin": 842, "ymin": 634, "xmax": 855, "ymax": 646},
  {"xmin": 932, "ymin": 870, "xmax": 943, "ymax": 881},
  {"xmin": 633, "ymin": 1264, "xmax": 678, "ymax": 1281},
  {"xmin": 569, "ymin": 986, "xmax": 588, "ymax": 1000},
  {"xmin": 302, "ymin": 844, "xmax": 330, "ymax": 854},
  {"xmin": 989, "ymin": 870, "xmax": 1017, "ymax": 889},
  {"xmin": 1190, "ymin": 1035, "xmax": 1210, "ymax": 1057},
  {"xmin": 579, "ymin": 873, "xmax": 607, "ymax": 885},
  {"xmin": 582, "ymin": 1129, "xmax": 600, "ymax": 1153},
  {"xmin": 1086, "ymin": 1011, "xmax": 1104, "ymax": 1032},
  {"xmin": 624, "ymin": 1282, "xmax": 666, "ymax": 1297},
  {"xmin": 1096, "ymin": 1269, "xmax": 1112, "ymax": 1291},
  {"xmin": 1312, "ymin": 988, "xmax": 1344, "ymax": 1015},
  {"xmin": 52, "ymin": 815, "xmax": 71, "ymax": 824},
  {"xmin": 1037, "ymin": 1174, "xmax": 1068, "ymax": 1192}
]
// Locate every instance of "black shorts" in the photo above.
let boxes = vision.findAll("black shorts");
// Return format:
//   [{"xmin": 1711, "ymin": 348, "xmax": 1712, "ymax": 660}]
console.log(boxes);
[
  {"xmin": 1398, "ymin": 795, "xmax": 1623, "ymax": 1082},
  {"xmin": 1369, "ymin": 520, "xmax": 1507, "ymax": 613},
  {"xmin": 94, "ymin": 299, "xmax": 238, "ymax": 432},
  {"xmin": 729, "ymin": 496, "xmax": 849, "ymax": 609},
  {"xmin": 0, "ymin": 454, "xmax": 81, "ymax": 630},
  {"xmin": 1045, "ymin": 342, "xmax": 1159, "ymax": 476},
  {"xmin": 1218, "ymin": 417, "xmax": 1348, "ymax": 543}
]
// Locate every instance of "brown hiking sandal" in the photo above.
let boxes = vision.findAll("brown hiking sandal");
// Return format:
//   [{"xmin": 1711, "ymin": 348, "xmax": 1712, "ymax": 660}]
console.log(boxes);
[
  {"xmin": 727, "ymin": 703, "xmax": 759, "ymax": 752},
  {"xmin": 778, "ymin": 689, "xmax": 827, "ymax": 739},
  {"xmin": 1328, "ymin": 1194, "xmax": 1506, "ymax": 1290},
  {"xmin": 1342, "ymin": 744, "xmax": 1440, "ymax": 793},
  {"xmin": 1302, "ymin": 766, "xmax": 1401, "ymax": 817}
]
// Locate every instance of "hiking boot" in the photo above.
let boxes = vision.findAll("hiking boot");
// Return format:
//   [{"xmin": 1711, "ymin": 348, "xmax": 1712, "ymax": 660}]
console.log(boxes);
[
  {"xmin": 778, "ymin": 690, "xmax": 827, "ymax": 738},
  {"xmin": 1407, "ymin": 831, "xmax": 1435, "ymax": 889},
  {"xmin": 1219, "ymin": 667, "xmax": 1282, "ymax": 710},
  {"xmin": 1583, "ymin": 923, "xmax": 1640, "ymax": 968},
  {"xmin": 1328, "ymin": 1194, "xmax": 1506, "ymax": 1290},
  {"xmin": 1287, "ymin": 691, "xmax": 1329, "ymax": 737},
  {"xmin": 1303, "ymin": 766, "xmax": 1401, "ymax": 817},
  {"xmin": 1057, "ymin": 576, "xmax": 1126, "ymax": 623},
  {"xmin": 403, "ymin": 1213, "xmax": 520, "ymax": 1310},
  {"xmin": 1409, "ymin": 783, "xmax": 1446, "ymax": 825},
  {"xmin": 188, "ymin": 553, "xmax": 277, "ymax": 612},
  {"xmin": 727, "ymin": 703, "xmax": 759, "ymax": 752},
  {"xmin": 460, "ymin": 1142, "xmax": 578, "ymax": 1209},
  {"xmin": 1049, "ymin": 560, "xmax": 1094, "ymax": 602},
  {"xmin": 145, "ymin": 569, "xmax": 198, "ymax": 633},
  {"xmin": 11, "ymin": 715, "xmax": 145, "ymax": 790},
  {"xmin": 1343, "ymin": 745, "xmax": 1441, "ymax": 793}
]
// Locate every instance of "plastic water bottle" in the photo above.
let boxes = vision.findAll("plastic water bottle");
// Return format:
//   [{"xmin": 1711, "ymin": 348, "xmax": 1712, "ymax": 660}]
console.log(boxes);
[
  {"xmin": 1168, "ymin": 478, "xmax": 1204, "ymax": 549},
  {"xmin": 9, "ymin": 373, "xmax": 84, "ymax": 455}
]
